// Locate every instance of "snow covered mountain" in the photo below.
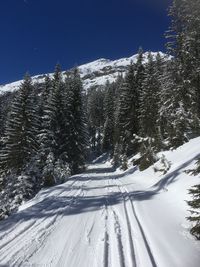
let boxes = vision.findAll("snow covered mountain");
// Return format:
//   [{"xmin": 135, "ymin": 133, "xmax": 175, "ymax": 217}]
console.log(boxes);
[{"xmin": 0, "ymin": 51, "xmax": 166, "ymax": 95}]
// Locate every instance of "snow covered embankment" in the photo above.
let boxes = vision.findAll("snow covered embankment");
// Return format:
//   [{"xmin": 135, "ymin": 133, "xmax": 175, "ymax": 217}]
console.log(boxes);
[{"xmin": 0, "ymin": 138, "xmax": 200, "ymax": 267}]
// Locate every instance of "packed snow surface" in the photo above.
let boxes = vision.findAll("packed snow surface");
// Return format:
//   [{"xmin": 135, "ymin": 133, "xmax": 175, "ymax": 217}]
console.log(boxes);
[{"xmin": 0, "ymin": 138, "xmax": 200, "ymax": 267}]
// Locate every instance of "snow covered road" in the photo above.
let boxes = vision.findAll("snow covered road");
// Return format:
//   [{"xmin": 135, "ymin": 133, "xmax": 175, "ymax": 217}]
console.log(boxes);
[{"xmin": 0, "ymin": 140, "xmax": 200, "ymax": 267}]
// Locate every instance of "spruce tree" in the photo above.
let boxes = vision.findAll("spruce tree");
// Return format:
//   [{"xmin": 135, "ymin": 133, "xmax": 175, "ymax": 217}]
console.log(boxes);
[
  {"xmin": 138, "ymin": 52, "xmax": 163, "ymax": 169},
  {"xmin": 159, "ymin": 59, "xmax": 197, "ymax": 148},
  {"xmin": 113, "ymin": 63, "xmax": 140, "ymax": 167},
  {"xmin": 87, "ymin": 87, "xmax": 105, "ymax": 154},
  {"xmin": 0, "ymin": 98, "xmax": 4, "ymax": 140},
  {"xmin": 102, "ymin": 82, "xmax": 115, "ymax": 152},
  {"xmin": 184, "ymin": 1, "xmax": 200, "ymax": 240},
  {"xmin": 42, "ymin": 76, "xmax": 52, "ymax": 109},
  {"xmin": 39, "ymin": 64, "xmax": 69, "ymax": 184},
  {"xmin": 187, "ymin": 184, "xmax": 200, "ymax": 240},
  {"xmin": 113, "ymin": 48, "xmax": 145, "ymax": 166},
  {"xmin": 0, "ymin": 74, "xmax": 39, "ymax": 173},
  {"xmin": 66, "ymin": 68, "xmax": 88, "ymax": 173},
  {"xmin": 180, "ymin": 0, "xmax": 200, "ymax": 125},
  {"xmin": 134, "ymin": 47, "xmax": 145, "ymax": 105},
  {"xmin": 163, "ymin": 0, "xmax": 200, "ymax": 148},
  {"xmin": 139, "ymin": 52, "xmax": 160, "ymax": 139}
]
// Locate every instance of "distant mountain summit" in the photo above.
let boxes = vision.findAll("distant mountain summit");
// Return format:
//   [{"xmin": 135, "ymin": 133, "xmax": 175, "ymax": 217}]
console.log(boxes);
[{"xmin": 0, "ymin": 51, "xmax": 166, "ymax": 95}]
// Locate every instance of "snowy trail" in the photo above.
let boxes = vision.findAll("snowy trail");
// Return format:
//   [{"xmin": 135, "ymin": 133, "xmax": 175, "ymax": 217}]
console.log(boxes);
[{"xmin": 0, "ymin": 140, "xmax": 200, "ymax": 267}]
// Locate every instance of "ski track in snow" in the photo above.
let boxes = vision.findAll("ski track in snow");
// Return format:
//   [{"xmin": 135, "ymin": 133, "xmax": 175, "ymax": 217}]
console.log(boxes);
[
  {"xmin": 0, "ymin": 140, "xmax": 200, "ymax": 267},
  {"xmin": 0, "ymin": 178, "xmax": 89, "ymax": 266},
  {"xmin": 111, "ymin": 178, "xmax": 157, "ymax": 267},
  {"xmin": 105, "ymin": 178, "xmax": 135, "ymax": 267}
]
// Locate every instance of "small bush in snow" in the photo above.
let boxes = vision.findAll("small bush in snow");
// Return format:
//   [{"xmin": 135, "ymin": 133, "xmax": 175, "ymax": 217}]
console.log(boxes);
[
  {"xmin": 153, "ymin": 154, "xmax": 171, "ymax": 174},
  {"xmin": 42, "ymin": 153, "xmax": 71, "ymax": 186}
]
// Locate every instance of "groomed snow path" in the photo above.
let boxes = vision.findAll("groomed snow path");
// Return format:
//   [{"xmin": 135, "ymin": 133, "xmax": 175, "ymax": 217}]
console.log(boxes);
[{"xmin": 0, "ymin": 139, "xmax": 200, "ymax": 267}]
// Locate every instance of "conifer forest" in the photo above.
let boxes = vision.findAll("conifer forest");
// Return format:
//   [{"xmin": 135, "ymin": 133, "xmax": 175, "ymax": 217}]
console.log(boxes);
[{"xmin": 0, "ymin": 1, "xmax": 200, "ymax": 266}]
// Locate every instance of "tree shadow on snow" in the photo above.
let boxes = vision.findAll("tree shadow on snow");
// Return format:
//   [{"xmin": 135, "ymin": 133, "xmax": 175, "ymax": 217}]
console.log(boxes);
[{"xmin": 0, "ymin": 153, "xmax": 199, "ymax": 233}]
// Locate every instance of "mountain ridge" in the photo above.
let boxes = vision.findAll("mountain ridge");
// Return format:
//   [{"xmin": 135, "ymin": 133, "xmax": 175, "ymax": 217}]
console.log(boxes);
[{"xmin": 0, "ymin": 51, "xmax": 166, "ymax": 95}]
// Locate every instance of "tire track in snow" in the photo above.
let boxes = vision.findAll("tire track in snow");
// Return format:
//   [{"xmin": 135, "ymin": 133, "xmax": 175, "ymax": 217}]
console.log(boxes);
[
  {"xmin": 21, "ymin": 187, "xmax": 85, "ymax": 266},
  {"xmin": 0, "ymin": 178, "xmax": 80, "ymax": 243},
  {"xmin": 6, "ymin": 214, "xmax": 59, "ymax": 267},
  {"xmin": 102, "ymin": 206, "xmax": 109, "ymax": 267},
  {"xmin": 115, "ymin": 179, "xmax": 158, "ymax": 267},
  {"xmin": 84, "ymin": 213, "xmax": 99, "ymax": 267},
  {"xmin": 35, "ymin": 178, "xmax": 92, "ymax": 267},
  {"xmin": 88, "ymin": 174, "xmax": 121, "ymax": 267},
  {"xmin": 0, "ymin": 219, "xmax": 40, "ymax": 255},
  {"xmin": 0, "ymin": 220, "xmax": 23, "ymax": 241},
  {"xmin": 112, "ymin": 209, "xmax": 126, "ymax": 267},
  {"xmin": 53, "ymin": 186, "xmax": 96, "ymax": 267},
  {"xmin": 106, "ymin": 178, "xmax": 136, "ymax": 267},
  {"xmin": 0, "ymin": 179, "xmax": 87, "ymax": 266},
  {"xmin": 122, "ymin": 200, "xmax": 137, "ymax": 267},
  {"xmin": 0, "ymin": 189, "xmax": 79, "ymax": 259},
  {"xmin": 103, "ymin": 199, "xmax": 125, "ymax": 267},
  {"xmin": 86, "ymin": 218, "xmax": 95, "ymax": 245}
]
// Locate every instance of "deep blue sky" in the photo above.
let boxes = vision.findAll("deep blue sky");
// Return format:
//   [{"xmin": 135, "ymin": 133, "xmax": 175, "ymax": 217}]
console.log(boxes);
[{"xmin": 0, "ymin": 0, "xmax": 171, "ymax": 84}]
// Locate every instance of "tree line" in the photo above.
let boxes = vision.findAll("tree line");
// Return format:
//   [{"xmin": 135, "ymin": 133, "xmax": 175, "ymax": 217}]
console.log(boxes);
[{"xmin": 0, "ymin": 66, "xmax": 88, "ymax": 218}]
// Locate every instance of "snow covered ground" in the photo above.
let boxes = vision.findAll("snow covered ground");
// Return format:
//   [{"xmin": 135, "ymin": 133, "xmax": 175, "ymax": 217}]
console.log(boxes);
[{"xmin": 0, "ymin": 138, "xmax": 200, "ymax": 267}]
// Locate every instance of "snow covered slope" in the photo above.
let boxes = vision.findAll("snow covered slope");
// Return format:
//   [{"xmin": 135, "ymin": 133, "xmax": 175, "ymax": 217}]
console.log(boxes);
[
  {"xmin": 0, "ymin": 52, "xmax": 166, "ymax": 95},
  {"xmin": 0, "ymin": 138, "xmax": 199, "ymax": 267}
]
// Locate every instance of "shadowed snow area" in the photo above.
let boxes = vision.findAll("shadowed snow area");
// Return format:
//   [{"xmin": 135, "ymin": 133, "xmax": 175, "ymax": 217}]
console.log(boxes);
[{"xmin": 0, "ymin": 139, "xmax": 200, "ymax": 267}]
